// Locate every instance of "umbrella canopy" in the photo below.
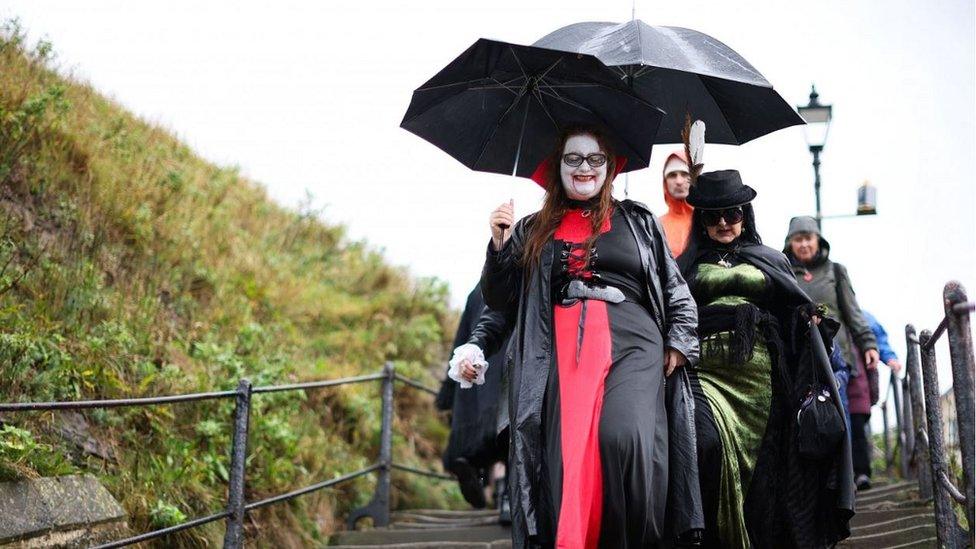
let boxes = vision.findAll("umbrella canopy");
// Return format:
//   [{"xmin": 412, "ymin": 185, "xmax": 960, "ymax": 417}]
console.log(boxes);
[
  {"xmin": 534, "ymin": 20, "xmax": 804, "ymax": 145},
  {"xmin": 401, "ymin": 38, "xmax": 665, "ymax": 179}
]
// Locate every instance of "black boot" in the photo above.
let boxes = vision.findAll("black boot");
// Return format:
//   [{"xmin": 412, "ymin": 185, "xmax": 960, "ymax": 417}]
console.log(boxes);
[
  {"xmin": 450, "ymin": 458, "xmax": 486, "ymax": 508},
  {"xmin": 495, "ymin": 476, "xmax": 511, "ymax": 525},
  {"xmin": 675, "ymin": 529, "xmax": 704, "ymax": 548}
]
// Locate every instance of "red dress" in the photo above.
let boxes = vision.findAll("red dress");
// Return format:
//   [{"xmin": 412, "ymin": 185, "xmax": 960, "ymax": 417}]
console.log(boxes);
[{"xmin": 544, "ymin": 205, "xmax": 668, "ymax": 549}]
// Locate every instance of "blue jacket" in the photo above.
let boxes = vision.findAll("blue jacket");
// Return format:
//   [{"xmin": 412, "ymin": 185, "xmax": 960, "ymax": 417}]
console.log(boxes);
[{"xmin": 863, "ymin": 310, "xmax": 898, "ymax": 364}]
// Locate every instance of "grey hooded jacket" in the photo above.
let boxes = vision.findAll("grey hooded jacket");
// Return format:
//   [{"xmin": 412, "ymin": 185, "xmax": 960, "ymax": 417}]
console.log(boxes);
[{"xmin": 783, "ymin": 217, "xmax": 877, "ymax": 367}]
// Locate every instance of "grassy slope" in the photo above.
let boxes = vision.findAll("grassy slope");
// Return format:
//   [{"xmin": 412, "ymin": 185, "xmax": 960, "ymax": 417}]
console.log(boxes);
[{"xmin": 0, "ymin": 22, "xmax": 461, "ymax": 546}]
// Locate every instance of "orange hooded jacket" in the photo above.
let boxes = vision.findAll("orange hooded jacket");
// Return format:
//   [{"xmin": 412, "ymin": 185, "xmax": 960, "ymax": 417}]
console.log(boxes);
[{"xmin": 660, "ymin": 151, "xmax": 694, "ymax": 257}]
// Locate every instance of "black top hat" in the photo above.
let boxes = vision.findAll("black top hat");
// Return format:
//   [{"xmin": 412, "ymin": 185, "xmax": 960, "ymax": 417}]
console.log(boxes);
[{"xmin": 686, "ymin": 169, "xmax": 757, "ymax": 209}]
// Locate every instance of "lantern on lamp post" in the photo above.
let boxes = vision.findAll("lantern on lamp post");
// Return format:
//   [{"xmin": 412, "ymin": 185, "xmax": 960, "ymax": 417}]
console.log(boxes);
[{"xmin": 797, "ymin": 84, "xmax": 832, "ymax": 230}]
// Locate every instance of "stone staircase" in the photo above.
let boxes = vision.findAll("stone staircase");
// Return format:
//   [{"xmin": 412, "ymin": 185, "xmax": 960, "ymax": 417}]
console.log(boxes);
[
  {"xmin": 328, "ymin": 478, "xmax": 937, "ymax": 548},
  {"xmin": 840, "ymin": 478, "xmax": 938, "ymax": 548},
  {"xmin": 328, "ymin": 510, "xmax": 511, "ymax": 548}
]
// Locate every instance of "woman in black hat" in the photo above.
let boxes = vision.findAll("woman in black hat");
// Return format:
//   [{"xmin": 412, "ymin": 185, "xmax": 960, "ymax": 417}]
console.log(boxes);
[{"xmin": 677, "ymin": 170, "xmax": 854, "ymax": 549}]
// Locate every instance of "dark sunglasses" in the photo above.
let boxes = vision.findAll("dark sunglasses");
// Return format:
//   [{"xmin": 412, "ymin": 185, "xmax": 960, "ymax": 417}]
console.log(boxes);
[
  {"xmin": 562, "ymin": 153, "xmax": 608, "ymax": 168},
  {"xmin": 701, "ymin": 207, "xmax": 744, "ymax": 226}
]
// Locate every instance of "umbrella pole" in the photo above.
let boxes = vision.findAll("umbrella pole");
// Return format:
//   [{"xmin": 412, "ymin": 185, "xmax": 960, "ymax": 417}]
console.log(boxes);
[{"xmin": 502, "ymin": 104, "xmax": 531, "ymax": 230}]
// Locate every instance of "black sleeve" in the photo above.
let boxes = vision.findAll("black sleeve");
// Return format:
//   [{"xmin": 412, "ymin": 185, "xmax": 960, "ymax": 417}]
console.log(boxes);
[
  {"xmin": 481, "ymin": 216, "xmax": 530, "ymax": 316},
  {"xmin": 452, "ymin": 287, "xmax": 484, "ymax": 350},
  {"xmin": 466, "ymin": 306, "xmax": 513, "ymax": 359},
  {"xmin": 650, "ymin": 214, "xmax": 700, "ymax": 366}
]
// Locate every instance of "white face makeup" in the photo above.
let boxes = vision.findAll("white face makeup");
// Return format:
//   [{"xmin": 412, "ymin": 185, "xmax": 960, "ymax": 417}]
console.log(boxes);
[{"xmin": 560, "ymin": 134, "xmax": 607, "ymax": 200}]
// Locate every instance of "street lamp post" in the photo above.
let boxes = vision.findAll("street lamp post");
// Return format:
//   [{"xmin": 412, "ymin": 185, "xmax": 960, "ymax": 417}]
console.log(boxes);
[{"xmin": 798, "ymin": 85, "xmax": 832, "ymax": 230}]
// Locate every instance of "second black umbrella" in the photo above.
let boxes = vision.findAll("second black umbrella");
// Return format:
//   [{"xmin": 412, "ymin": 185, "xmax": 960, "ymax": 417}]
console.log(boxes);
[{"xmin": 534, "ymin": 20, "xmax": 804, "ymax": 145}]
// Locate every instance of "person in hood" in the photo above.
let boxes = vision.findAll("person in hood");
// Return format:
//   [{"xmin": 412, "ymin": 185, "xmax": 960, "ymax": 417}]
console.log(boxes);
[
  {"xmin": 677, "ymin": 171, "xmax": 854, "ymax": 548},
  {"xmin": 784, "ymin": 216, "xmax": 879, "ymax": 491},
  {"xmin": 436, "ymin": 281, "xmax": 511, "ymax": 514},
  {"xmin": 660, "ymin": 151, "xmax": 694, "ymax": 257},
  {"xmin": 452, "ymin": 126, "xmax": 702, "ymax": 548}
]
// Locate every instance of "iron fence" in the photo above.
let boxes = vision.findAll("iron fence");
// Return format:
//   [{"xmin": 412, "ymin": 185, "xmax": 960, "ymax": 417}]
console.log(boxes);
[
  {"xmin": 0, "ymin": 361, "xmax": 450, "ymax": 548},
  {"xmin": 882, "ymin": 281, "xmax": 974, "ymax": 548}
]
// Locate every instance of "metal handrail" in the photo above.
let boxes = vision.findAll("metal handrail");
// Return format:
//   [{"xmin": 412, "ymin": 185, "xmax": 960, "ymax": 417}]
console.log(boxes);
[
  {"xmin": 251, "ymin": 373, "xmax": 387, "ymax": 394},
  {"xmin": 903, "ymin": 281, "xmax": 974, "ymax": 548},
  {"xmin": 392, "ymin": 462, "xmax": 455, "ymax": 480},
  {"xmin": 394, "ymin": 373, "xmax": 439, "ymax": 396},
  {"xmin": 0, "ymin": 363, "xmax": 450, "ymax": 548},
  {"xmin": 244, "ymin": 463, "xmax": 383, "ymax": 512},
  {"xmin": 0, "ymin": 390, "xmax": 238, "ymax": 412},
  {"xmin": 91, "ymin": 510, "xmax": 232, "ymax": 549}
]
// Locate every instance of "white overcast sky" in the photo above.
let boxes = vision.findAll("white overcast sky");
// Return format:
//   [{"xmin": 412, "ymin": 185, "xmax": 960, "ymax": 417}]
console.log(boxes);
[{"xmin": 4, "ymin": 1, "xmax": 974, "ymax": 402}]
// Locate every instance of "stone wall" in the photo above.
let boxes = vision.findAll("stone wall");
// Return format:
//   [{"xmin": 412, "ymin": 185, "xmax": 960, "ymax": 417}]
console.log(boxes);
[{"xmin": 0, "ymin": 475, "xmax": 127, "ymax": 548}]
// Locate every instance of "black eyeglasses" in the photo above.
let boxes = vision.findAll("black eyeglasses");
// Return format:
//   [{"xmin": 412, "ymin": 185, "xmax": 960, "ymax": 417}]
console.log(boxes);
[
  {"xmin": 562, "ymin": 153, "xmax": 607, "ymax": 168},
  {"xmin": 701, "ymin": 207, "xmax": 744, "ymax": 226}
]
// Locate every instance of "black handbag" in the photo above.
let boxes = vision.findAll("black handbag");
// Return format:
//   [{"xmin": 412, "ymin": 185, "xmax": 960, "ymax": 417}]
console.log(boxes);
[{"xmin": 796, "ymin": 322, "xmax": 847, "ymax": 461}]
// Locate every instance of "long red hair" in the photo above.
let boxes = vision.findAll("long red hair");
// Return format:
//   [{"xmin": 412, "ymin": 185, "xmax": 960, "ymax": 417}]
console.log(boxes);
[{"xmin": 521, "ymin": 127, "xmax": 618, "ymax": 269}]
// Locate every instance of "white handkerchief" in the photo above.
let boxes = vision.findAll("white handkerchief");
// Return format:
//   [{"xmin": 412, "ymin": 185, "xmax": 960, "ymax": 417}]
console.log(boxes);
[{"xmin": 448, "ymin": 343, "xmax": 488, "ymax": 389}]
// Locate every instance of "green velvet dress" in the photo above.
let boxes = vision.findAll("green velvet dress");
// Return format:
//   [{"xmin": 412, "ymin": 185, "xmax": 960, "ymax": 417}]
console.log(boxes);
[{"xmin": 693, "ymin": 262, "xmax": 774, "ymax": 549}]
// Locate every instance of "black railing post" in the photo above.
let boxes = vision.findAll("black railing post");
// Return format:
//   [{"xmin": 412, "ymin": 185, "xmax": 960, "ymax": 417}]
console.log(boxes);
[
  {"xmin": 882, "ymin": 399, "xmax": 892, "ymax": 470},
  {"xmin": 906, "ymin": 325, "xmax": 933, "ymax": 499},
  {"xmin": 347, "ymin": 363, "xmax": 394, "ymax": 530},
  {"xmin": 889, "ymin": 373, "xmax": 906, "ymax": 477},
  {"xmin": 223, "ymin": 379, "xmax": 252, "ymax": 549},
  {"xmin": 944, "ymin": 282, "xmax": 975, "ymax": 533},
  {"xmin": 377, "ymin": 361, "xmax": 394, "ymax": 526},
  {"xmin": 919, "ymin": 330, "xmax": 962, "ymax": 548},
  {"xmin": 900, "ymin": 376, "xmax": 914, "ymax": 479}
]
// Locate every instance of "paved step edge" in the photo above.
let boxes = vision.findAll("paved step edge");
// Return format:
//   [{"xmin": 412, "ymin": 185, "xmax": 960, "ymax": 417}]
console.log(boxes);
[
  {"xmin": 883, "ymin": 536, "xmax": 939, "ymax": 549},
  {"xmin": 850, "ymin": 514, "xmax": 934, "ymax": 537},
  {"xmin": 857, "ymin": 488, "xmax": 919, "ymax": 505},
  {"xmin": 328, "ymin": 542, "xmax": 511, "ymax": 549},
  {"xmin": 847, "ymin": 523, "xmax": 936, "ymax": 542},
  {"xmin": 391, "ymin": 510, "xmax": 498, "ymax": 518},
  {"xmin": 393, "ymin": 514, "xmax": 500, "ymax": 525},
  {"xmin": 858, "ymin": 499, "xmax": 931, "ymax": 511},
  {"xmin": 331, "ymin": 525, "xmax": 511, "ymax": 546},
  {"xmin": 390, "ymin": 518, "xmax": 500, "ymax": 530}
]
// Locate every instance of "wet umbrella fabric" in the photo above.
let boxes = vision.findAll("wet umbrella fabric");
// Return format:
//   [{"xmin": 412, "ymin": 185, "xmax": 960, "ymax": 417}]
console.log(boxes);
[
  {"xmin": 401, "ymin": 38, "xmax": 665, "ymax": 179},
  {"xmin": 534, "ymin": 20, "xmax": 804, "ymax": 145}
]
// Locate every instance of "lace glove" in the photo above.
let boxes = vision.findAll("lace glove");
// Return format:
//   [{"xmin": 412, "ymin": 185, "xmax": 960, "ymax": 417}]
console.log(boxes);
[{"xmin": 448, "ymin": 343, "xmax": 488, "ymax": 389}]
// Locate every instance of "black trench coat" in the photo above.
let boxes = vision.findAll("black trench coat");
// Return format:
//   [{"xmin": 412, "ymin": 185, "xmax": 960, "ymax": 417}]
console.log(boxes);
[{"xmin": 468, "ymin": 199, "xmax": 703, "ymax": 548}]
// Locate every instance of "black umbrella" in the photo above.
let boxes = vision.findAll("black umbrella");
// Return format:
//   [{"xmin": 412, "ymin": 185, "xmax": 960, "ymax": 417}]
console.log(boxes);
[
  {"xmin": 534, "ymin": 20, "xmax": 804, "ymax": 145},
  {"xmin": 401, "ymin": 38, "xmax": 665, "ymax": 179}
]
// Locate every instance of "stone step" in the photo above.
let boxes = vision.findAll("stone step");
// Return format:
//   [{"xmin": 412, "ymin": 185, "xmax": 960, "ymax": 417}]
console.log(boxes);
[
  {"xmin": 392, "ymin": 510, "xmax": 498, "ymax": 520},
  {"xmin": 329, "ymin": 542, "xmax": 511, "ymax": 549},
  {"xmin": 857, "ymin": 498, "xmax": 932, "ymax": 512},
  {"xmin": 856, "ymin": 481, "xmax": 916, "ymax": 498},
  {"xmin": 856, "ymin": 485, "xmax": 919, "ymax": 506},
  {"xmin": 849, "ymin": 512, "xmax": 934, "ymax": 537},
  {"xmin": 849, "ymin": 507, "xmax": 932, "ymax": 527},
  {"xmin": 839, "ymin": 523, "xmax": 937, "ymax": 548},
  {"xmin": 330, "ymin": 525, "xmax": 510, "ymax": 546},
  {"xmin": 392, "ymin": 512, "xmax": 500, "ymax": 528}
]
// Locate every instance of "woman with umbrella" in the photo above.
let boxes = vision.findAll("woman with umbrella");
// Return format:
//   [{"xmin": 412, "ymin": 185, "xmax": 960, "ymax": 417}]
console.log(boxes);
[
  {"xmin": 676, "ymin": 171, "xmax": 854, "ymax": 548},
  {"xmin": 453, "ymin": 126, "xmax": 700, "ymax": 548}
]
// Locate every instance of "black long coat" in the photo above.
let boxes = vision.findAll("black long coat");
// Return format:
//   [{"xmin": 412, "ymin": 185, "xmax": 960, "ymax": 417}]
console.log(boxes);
[
  {"xmin": 437, "ymin": 283, "xmax": 509, "ymax": 469},
  {"xmin": 468, "ymin": 199, "xmax": 702, "ymax": 548}
]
